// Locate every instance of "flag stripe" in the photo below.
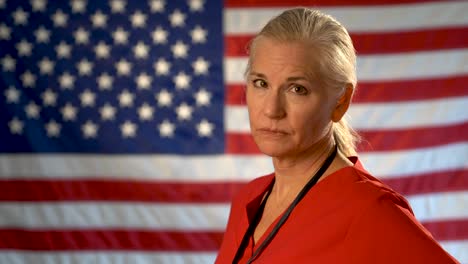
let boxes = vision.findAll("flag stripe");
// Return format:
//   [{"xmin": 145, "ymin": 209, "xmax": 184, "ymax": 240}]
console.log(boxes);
[
  {"xmin": 227, "ymin": 122, "xmax": 468, "ymax": 153},
  {"xmin": 0, "ymin": 192, "xmax": 465, "ymax": 229},
  {"xmin": 0, "ymin": 220, "xmax": 465, "ymax": 250},
  {"xmin": 1, "ymin": 143, "xmax": 467, "ymax": 181},
  {"xmin": 226, "ymin": 75, "xmax": 468, "ymax": 105},
  {"xmin": 0, "ymin": 229, "xmax": 222, "ymax": 251},
  {"xmin": 224, "ymin": 2, "xmax": 468, "ymax": 33},
  {"xmin": 0, "ymin": 203, "xmax": 229, "ymax": 230},
  {"xmin": 225, "ymin": 27, "xmax": 468, "ymax": 57},
  {"xmin": 421, "ymin": 219, "xmax": 468, "ymax": 241},
  {"xmin": 0, "ymin": 252, "xmax": 218, "ymax": 264},
  {"xmin": 225, "ymin": 0, "xmax": 448, "ymax": 7},
  {"xmin": 226, "ymin": 97, "xmax": 468, "ymax": 132},
  {"xmin": 0, "ymin": 169, "xmax": 466, "ymax": 203},
  {"xmin": 225, "ymin": 50, "xmax": 468, "ymax": 83},
  {"xmin": 0, "ymin": 180, "xmax": 244, "ymax": 203}
]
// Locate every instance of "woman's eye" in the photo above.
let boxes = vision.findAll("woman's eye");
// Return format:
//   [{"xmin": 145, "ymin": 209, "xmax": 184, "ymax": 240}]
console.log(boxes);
[
  {"xmin": 290, "ymin": 85, "xmax": 308, "ymax": 95},
  {"xmin": 253, "ymin": 79, "xmax": 267, "ymax": 88}
]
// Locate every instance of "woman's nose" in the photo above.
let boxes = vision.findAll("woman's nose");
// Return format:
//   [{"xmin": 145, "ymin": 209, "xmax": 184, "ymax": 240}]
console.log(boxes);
[{"xmin": 262, "ymin": 91, "xmax": 286, "ymax": 119}]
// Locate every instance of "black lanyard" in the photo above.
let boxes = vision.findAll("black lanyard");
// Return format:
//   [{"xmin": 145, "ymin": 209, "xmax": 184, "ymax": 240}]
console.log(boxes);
[{"xmin": 232, "ymin": 145, "xmax": 338, "ymax": 264}]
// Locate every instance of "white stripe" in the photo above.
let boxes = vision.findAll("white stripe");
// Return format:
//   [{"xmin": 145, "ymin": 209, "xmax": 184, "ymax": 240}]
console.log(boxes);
[
  {"xmin": 224, "ymin": 49, "xmax": 468, "ymax": 83},
  {"xmin": 360, "ymin": 143, "xmax": 468, "ymax": 178},
  {"xmin": 0, "ymin": 193, "xmax": 465, "ymax": 229},
  {"xmin": 226, "ymin": 97, "xmax": 468, "ymax": 131},
  {"xmin": 0, "ymin": 143, "xmax": 466, "ymax": 180},
  {"xmin": 225, "ymin": 2, "xmax": 468, "ymax": 34},
  {"xmin": 0, "ymin": 203, "xmax": 229, "ymax": 230},
  {"xmin": 408, "ymin": 191, "xmax": 468, "ymax": 222},
  {"xmin": 440, "ymin": 240, "xmax": 468, "ymax": 264},
  {"xmin": 0, "ymin": 251, "xmax": 217, "ymax": 264}
]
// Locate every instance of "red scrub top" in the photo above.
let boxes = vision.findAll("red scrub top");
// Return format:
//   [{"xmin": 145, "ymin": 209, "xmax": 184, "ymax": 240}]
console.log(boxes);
[{"xmin": 215, "ymin": 158, "xmax": 459, "ymax": 264}]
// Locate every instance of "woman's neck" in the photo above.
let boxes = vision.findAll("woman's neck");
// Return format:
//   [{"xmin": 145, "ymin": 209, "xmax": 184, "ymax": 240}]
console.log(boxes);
[{"xmin": 271, "ymin": 137, "xmax": 351, "ymax": 200}]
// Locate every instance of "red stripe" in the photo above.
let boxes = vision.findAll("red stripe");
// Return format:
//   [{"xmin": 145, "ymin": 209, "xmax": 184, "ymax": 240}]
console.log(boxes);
[
  {"xmin": 225, "ymin": 0, "xmax": 447, "ymax": 7},
  {"xmin": 358, "ymin": 122, "xmax": 468, "ymax": 152},
  {"xmin": 0, "ymin": 180, "xmax": 244, "ymax": 203},
  {"xmin": 382, "ymin": 169, "xmax": 468, "ymax": 196},
  {"xmin": 0, "ymin": 229, "xmax": 222, "ymax": 251},
  {"xmin": 227, "ymin": 122, "xmax": 468, "ymax": 153},
  {"xmin": 0, "ymin": 169, "xmax": 466, "ymax": 202},
  {"xmin": 225, "ymin": 28, "xmax": 468, "ymax": 56},
  {"xmin": 226, "ymin": 75, "xmax": 468, "ymax": 105},
  {"xmin": 422, "ymin": 219, "xmax": 468, "ymax": 242},
  {"xmin": 0, "ymin": 219, "xmax": 465, "ymax": 250}
]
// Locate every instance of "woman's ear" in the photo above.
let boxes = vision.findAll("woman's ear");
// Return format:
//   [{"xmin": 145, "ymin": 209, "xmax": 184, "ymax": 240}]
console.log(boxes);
[{"xmin": 331, "ymin": 84, "xmax": 353, "ymax": 122}]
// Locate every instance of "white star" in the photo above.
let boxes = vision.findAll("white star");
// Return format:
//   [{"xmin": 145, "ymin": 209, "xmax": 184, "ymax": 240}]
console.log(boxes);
[
  {"xmin": 55, "ymin": 41, "xmax": 72, "ymax": 58},
  {"xmin": 91, "ymin": 10, "xmax": 107, "ymax": 28},
  {"xmin": 21, "ymin": 71, "xmax": 36, "ymax": 88},
  {"xmin": 74, "ymin": 27, "xmax": 89, "ymax": 44},
  {"xmin": 176, "ymin": 103, "xmax": 193, "ymax": 120},
  {"xmin": 76, "ymin": 58, "xmax": 93, "ymax": 76},
  {"xmin": 155, "ymin": 89, "xmax": 172, "ymax": 107},
  {"xmin": 0, "ymin": 23, "xmax": 11, "ymax": 40},
  {"xmin": 173, "ymin": 71, "xmax": 191, "ymax": 89},
  {"xmin": 70, "ymin": 0, "xmax": 86, "ymax": 13},
  {"xmin": 94, "ymin": 41, "xmax": 111, "ymax": 58},
  {"xmin": 58, "ymin": 72, "xmax": 75, "ymax": 89},
  {"xmin": 109, "ymin": 0, "xmax": 126, "ymax": 13},
  {"xmin": 194, "ymin": 88, "xmax": 211, "ymax": 106},
  {"xmin": 171, "ymin": 40, "xmax": 189, "ymax": 58},
  {"xmin": 61, "ymin": 103, "xmax": 78, "ymax": 121},
  {"xmin": 34, "ymin": 26, "xmax": 51, "ymax": 43},
  {"xmin": 12, "ymin": 8, "xmax": 29, "ymax": 25},
  {"xmin": 45, "ymin": 119, "xmax": 61, "ymax": 137},
  {"xmin": 149, "ymin": 0, "xmax": 165, "ymax": 13},
  {"xmin": 8, "ymin": 117, "xmax": 24, "ymax": 134},
  {"xmin": 118, "ymin": 89, "xmax": 134, "ymax": 107},
  {"xmin": 169, "ymin": 9, "xmax": 186, "ymax": 27},
  {"xmin": 31, "ymin": 0, "xmax": 47, "ymax": 11},
  {"xmin": 151, "ymin": 26, "xmax": 168, "ymax": 44},
  {"xmin": 80, "ymin": 89, "xmax": 96, "ymax": 107},
  {"xmin": 130, "ymin": 10, "xmax": 147, "ymax": 28},
  {"xmin": 51, "ymin": 9, "xmax": 68, "ymax": 27},
  {"xmin": 138, "ymin": 103, "xmax": 154, "ymax": 121},
  {"xmin": 136, "ymin": 72, "xmax": 152, "ymax": 89},
  {"xmin": 115, "ymin": 58, "xmax": 132, "ymax": 76},
  {"xmin": 189, "ymin": 0, "xmax": 204, "ymax": 12},
  {"xmin": 97, "ymin": 73, "xmax": 113, "ymax": 90},
  {"xmin": 154, "ymin": 58, "xmax": 170, "ymax": 75},
  {"xmin": 4, "ymin": 86, "xmax": 20, "ymax": 103},
  {"xmin": 16, "ymin": 39, "xmax": 33, "ymax": 57},
  {"xmin": 41, "ymin": 88, "xmax": 57, "ymax": 106},
  {"xmin": 133, "ymin": 41, "xmax": 149, "ymax": 59},
  {"xmin": 112, "ymin": 27, "xmax": 129, "ymax": 44},
  {"xmin": 192, "ymin": 57, "xmax": 210, "ymax": 75},
  {"xmin": 82, "ymin": 120, "xmax": 98, "ymax": 138},
  {"xmin": 120, "ymin": 120, "xmax": 137, "ymax": 138},
  {"xmin": 99, "ymin": 103, "xmax": 116, "ymax": 120},
  {"xmin": 1, "ymin": 55, "xmax": 16, "ymax": 71},
  {"xmin": 158, "ymin": 119, "xmax": 175, "ymax": 137},
  {"xmin": 0, "ymin": 0, "xmax": 4, "ymax": 8},
  {"xmin": 190, "ymin": 25, "xmax": 207, "ymax": 43},
  {"xmin": 25, "ymin": 101, "xmax": 41, "ymax": 119},
  {"xmin": 197, "ymin": 119, "xmax": 214, "ymax": 137},
  {"xmin": 38, "ymin": 57, "xmax": 54, "ymax": 75}
]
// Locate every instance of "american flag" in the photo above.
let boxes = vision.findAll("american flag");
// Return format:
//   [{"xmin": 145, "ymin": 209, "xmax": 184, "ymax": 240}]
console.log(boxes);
[{"xmin": 0, "ymin": 0, "xmax": 466, "ymax": 263}]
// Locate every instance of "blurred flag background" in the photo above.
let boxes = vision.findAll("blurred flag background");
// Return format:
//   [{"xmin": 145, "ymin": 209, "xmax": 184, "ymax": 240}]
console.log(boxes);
[{"xmin": 0, "ymin": 0, "xmax": 467, "ymax": 263}]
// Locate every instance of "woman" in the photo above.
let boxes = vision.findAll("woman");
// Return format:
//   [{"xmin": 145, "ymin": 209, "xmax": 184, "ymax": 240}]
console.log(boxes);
[{"xmin": 215, "ymin": 8, "xmax": 458, "ymax": 264}]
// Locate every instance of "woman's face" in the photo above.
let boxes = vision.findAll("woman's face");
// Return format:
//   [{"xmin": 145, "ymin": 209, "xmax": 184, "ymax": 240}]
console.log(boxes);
[{"xmin": 246, "ymin": 37, "xmax": 337, "ymax": 159}]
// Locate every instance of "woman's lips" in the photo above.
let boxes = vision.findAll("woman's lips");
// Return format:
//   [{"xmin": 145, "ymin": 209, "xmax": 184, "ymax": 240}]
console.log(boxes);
[{"xmin": 255, "ymin": 128, "xmax": 289, "ymax": 137}]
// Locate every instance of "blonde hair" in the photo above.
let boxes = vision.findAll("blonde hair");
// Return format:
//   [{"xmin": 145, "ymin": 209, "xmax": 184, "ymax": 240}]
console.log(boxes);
[{"xmin": 246, "ymin": 8, "xmax": 360, "ymax": 156}]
